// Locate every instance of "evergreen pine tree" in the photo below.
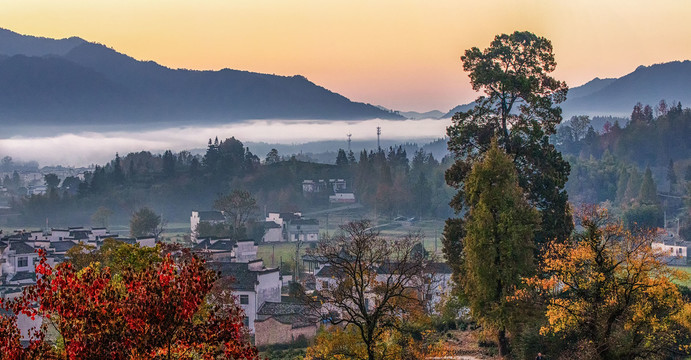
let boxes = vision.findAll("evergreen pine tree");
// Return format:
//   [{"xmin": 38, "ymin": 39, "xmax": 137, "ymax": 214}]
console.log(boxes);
[
  {"xmin": 667, "ymin": 159, "xmax": 677, "ymax": 193},
  {"xmin": 639, "ymin": 167, "xmax": 658, "ymax": 205},
  {"xmin": 462, "ymin": 140, "xmax": 539, "ymax": 357}
]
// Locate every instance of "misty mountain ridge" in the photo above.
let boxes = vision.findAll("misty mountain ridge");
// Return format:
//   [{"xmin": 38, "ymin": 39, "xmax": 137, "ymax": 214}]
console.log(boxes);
[
  {"xmin": 442, "ymin": 60, "xmax": 691, "ymax": 119},
  {"xmin": 0, "ymin": 28, "xmax": 402, "ymax": 125}
]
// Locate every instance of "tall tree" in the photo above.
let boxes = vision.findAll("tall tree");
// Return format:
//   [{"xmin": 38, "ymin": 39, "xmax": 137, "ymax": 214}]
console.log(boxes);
[
  {"xmin": 519, "ymin": 206, "xmax": 690, "ymax": 359},
  {"xmin": 91, "ymin": 206, "xmax": 113, "ymax": 228},
  {"xmin": 335, "ymin": 149, "xmax": 349, "ymax": 167},
  {"xmin": 667, "ymin": 159, "xmax": 678, "ymax": 193},
  {"xmin": 638, "ymin": 166, "xmax": 658, "ymax": 205},
  {"xmin": 0, "ymin": 248, "xmax": 259, "ymax": 359},
  {"xmin": 162, "ymin": 150, "xmax": 176, "ymax": 178},
  {"xmin": 309, "ymin": 221, "xmax": 427, "ymax": 360},
  {"xmin": 461, "ymin": 140, "xmax": 539, "ymax": 357},
  {"xmin": 43, "ymin": 173, "xmax": 60, "ymax": 189},
  {"xmin": 130, "ymin": 207, "xmax": 164, "ymax": 239},
  {"xmin": 112, "ymin": 152, "xmax": 124, "ymax": 184},
  {"xmin": 569, "ymin": 115, "xmax": 591, "ymax": 141},
  {"xmin": 213, "ymin": 190, "xmax": 258, "ymax": 239},
  {"xmin": 264, "ymin": 148, "xmax": 280, "ymax": 165},
  {"xmin": 445, "ymin": 31, "xmax": 571, "ymax": 252}
]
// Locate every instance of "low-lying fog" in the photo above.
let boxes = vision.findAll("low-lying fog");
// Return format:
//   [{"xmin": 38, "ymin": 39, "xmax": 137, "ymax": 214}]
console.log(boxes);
[{"xmin": 0, "ymin": 118, "xmax": 451, "ymax": 167}]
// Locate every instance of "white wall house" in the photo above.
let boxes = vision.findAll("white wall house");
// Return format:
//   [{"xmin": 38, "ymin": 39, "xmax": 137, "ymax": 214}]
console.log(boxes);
[
  {"xmin": 190, "ymin": 210, "xmax": 226, "ymax": 242},
  {"xmin": 211, "ymin": 260, "xmax": 281, "ymax": 333},
  {"xmin": 653, "ymin": 230, "xmax": 690, "ymax": 265}
]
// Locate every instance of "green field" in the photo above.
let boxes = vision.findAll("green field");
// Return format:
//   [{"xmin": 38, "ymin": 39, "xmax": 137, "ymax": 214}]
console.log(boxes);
[{"xmin": 671, "ymin": 266, "xmax": 691, "ymax": 287}]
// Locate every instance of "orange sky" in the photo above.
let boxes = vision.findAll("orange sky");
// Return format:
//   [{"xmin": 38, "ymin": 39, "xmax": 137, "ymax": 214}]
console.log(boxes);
[{"xmin": 2, "ymin": 0, "xmax": 691, "ymax": 112}]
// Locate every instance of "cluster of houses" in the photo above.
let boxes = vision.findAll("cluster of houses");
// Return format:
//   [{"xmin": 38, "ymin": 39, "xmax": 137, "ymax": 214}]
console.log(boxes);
[
  {"xmin": 0, "ymin": 227, "xmax": 152, "ymax": 298},
  {"xmin": 191, "ymin": 210, "xmax": 321, "ymax": 244},
  {"xmin": 263, "ymin": 212, "xmax": 319, "ymax": 243},
  {"xmin": 0, "ymin": 167, "xmax": 89, "ymax": 197},
  {"xmin": 302, "ymin": 178, "xmax": 356, "ymax": 204},
  {"xmin": 0, "ymin": 224, "xmax": 315, "ymax": 347},
  {"xmin": 2, "ymin": 209, "xmax": 455, "ymax": 349}
]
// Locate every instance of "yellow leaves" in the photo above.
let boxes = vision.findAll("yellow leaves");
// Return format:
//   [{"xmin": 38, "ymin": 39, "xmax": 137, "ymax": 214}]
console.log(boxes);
[{"xmin": 523, "ymin": 206, "xmax": 691, "ymax": 356}]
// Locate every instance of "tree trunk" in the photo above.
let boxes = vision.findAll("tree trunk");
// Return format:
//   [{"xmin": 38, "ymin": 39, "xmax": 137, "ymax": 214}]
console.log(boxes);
[
  {"xmin": 498, "ymin": 328, "xmax": 509, "ymax": 357},
  {"xmin": 366, "ymin": 334, "xmax": 376, "ymax": 360},
  {"xmin": 368, "ymin": 347, "xmax": 376, "ymax": 360}
]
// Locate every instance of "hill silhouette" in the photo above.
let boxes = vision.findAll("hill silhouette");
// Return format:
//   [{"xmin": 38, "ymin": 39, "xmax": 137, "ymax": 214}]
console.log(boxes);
[
  {"xmin": 0, "ymin": 28, "xmax": 402, "ymax": 125},
  {"xmin": 443, "ymin": 61, "xmax": 691, "ymax": 118}
]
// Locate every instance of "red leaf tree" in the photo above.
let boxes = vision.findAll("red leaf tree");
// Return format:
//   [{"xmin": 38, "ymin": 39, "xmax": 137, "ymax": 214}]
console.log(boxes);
[{"xmin": 0, "ymin": 247, "xmax": 258, "ymax": 360}]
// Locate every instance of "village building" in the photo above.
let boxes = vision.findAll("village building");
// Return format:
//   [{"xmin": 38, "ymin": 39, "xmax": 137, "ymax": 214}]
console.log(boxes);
[
  {"xmin": 652, "ymin": 229, "xmax": 690, "ymax": 265},
  {"xmin": 264, "ymin": 212, "xmax": 320, "ymax": 242},
  {"xmin": 190, "ymin": 210, "xmax": 226, "ymax": 242},
  {"xmin": 192, "ymin": 238, "xmax": 258, "ymax": 263},
  {"xmin": 254, "ymin": 301, "xmax": 319, "ymax": 347},
  {"xmin": 210, "ymin": 260, "xmax": 282, "ymax": 333}
]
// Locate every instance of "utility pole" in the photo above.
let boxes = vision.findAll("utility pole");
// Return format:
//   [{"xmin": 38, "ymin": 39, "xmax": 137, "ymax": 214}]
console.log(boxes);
[{"xmin": 376, "ymin": 126, "xmax": 381, "ymax": 150}]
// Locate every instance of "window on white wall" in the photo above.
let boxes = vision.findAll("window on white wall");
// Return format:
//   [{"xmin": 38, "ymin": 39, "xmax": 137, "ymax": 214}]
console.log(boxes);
[
  {"xmin": 17, "ymin": 257, "xmax": 28, "ymax": 268},
  {"xmin": 240, "ymin": 294, "xmax": 249, "ymax": 304}
]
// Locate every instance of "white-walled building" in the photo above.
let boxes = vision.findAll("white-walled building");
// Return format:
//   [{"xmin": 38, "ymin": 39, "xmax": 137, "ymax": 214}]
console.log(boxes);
[
  {"xmin": 190, "ymin": 210, "xmax": 226, "ymax": 242},
  {"xmin": 653, "ymin": 230, "xmax": 690, "ymax": 264},
  {"xmin": 211, "ymin": 260, "xmax": 281, "ymax": 333}
]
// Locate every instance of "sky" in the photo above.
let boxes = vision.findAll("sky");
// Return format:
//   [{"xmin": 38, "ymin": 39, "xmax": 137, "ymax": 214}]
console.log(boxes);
[{"xmin": 2, "ymin": 0, "xmax": 691, "ymax": 112}]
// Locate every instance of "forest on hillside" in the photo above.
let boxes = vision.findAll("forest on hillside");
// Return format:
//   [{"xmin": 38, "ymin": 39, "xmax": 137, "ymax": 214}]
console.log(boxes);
[
  {"xmin": 557, "ymin": 100, "xmax": 691, "ymax": 236},
  {"xmin": 4, "ymin": 136, "xmax": 455, "ymax": 227}
]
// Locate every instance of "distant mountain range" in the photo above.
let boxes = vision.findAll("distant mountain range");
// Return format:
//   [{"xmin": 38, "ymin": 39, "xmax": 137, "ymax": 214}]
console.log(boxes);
[
  {"xmin": 441, "ymin": 60, "xmax": 691, "ymax": 119},
  {"xmin": 0, "ymin": 28, "xmax": 402, "ymax": 125}
]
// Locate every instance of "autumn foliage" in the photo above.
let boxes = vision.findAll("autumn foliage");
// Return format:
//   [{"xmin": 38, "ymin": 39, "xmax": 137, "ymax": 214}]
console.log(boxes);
[
  {"xmin": 516, "ymin": 206, "xmax": 691, "ymax": 359},
  {"xmin": 0, "ymin": 246, "xmax": 258, "ymax": 360}
]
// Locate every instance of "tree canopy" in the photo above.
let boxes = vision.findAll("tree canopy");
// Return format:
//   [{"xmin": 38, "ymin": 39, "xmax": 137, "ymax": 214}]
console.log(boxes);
[
  {"xmin": 460, "ymin": 140, "xmax": 540, "ymax": 356},
  {"xmin": 445, "ymin": 30, "xmax": 572, "ymax": 249},
  {"xmin": 129, "ymin": 207, "xmax": 164, "ymax": 239},
  {"xmin": 517, "ymin": 206, "xmax": 691, "ymax": 359},
  {"xmin": 309, "ymin": 221, "xmax": 428, "ymax": 360},
  {"xmin": 0, "ymin": 247, "xmax": 258, "ymax": 359}
]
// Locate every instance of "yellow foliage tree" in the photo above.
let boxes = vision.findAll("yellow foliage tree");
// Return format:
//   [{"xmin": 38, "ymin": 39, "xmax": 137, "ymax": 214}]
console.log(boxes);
[
  {"xmin": 518, "ymin": 206, "xmax": 690, "ymax": 359},
  {"xmin": 304, "ymin": 326, "xmax": 453, "ymax": 360}
]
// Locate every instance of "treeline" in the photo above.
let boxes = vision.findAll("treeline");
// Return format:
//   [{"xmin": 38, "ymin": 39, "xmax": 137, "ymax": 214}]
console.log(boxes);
[
  {"xmin": 556, "ymin": 100, "xmax": 691, "ymax": 166},
  {"xmin": 11, "ymin": 137, "xmax": 453, "ymax": 227},
  {"xmin": 557, "ymin": 101, "xmax": 691, "ymax": 233}
]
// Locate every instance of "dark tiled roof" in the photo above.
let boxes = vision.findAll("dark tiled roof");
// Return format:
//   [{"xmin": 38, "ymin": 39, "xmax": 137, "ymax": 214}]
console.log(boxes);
[
  {"xmin": 49, "ymin": 241, "xmax": 77, "ymax": 253},
  {"xmin": 425, "ymin": 262, "xmax": 452, "ymax": 274},
  {"xmin": 193, "ymin": 238, "xmax": 235, "ymax": 251},
  {"xmin": 256, "ymin": 301, "xmax": 318, "ymax": 328},
  {"xmin": 302, "ymin": 254, "xmax": 327, "ymax": 263},
  {"xmin": 210, "ymin": 262, "xmax": 258, "ymax": 291},
  {"xmin": 257, "ymin": 301, "xmax": 311, "ymax": 316},
  {"xmin": 9, "ymin": 241, "xmax": 36, "ymax": 255},
  {"xmin": 69, "ymin": 230, "xmax": 92, "ymax": 240},
  {"xmin": 197, "ymin": 211, "xmax": 225, "ymax": 221},
  {"xmin": 315, "ymin": 265, "xmax": 342, "ymax": 279},
  {"xmin": 210, "ymin": 262, "xmax": 279, "ymax": 291},
  {"xmin": 289, "ymin": 219, "xmax": 319, "ymax": 226},
  {"xmin": 262, "ymin": 221, "xmax": 282, "ymax": 229},
  {"xmin": 10, "ymin": 271, "xmax": 36, "ymax": 282},
  {"xmin": 2, "ymin": 233, "xmax": 31, "ymax": 242},
  {"xmin": 278, "ymin": 212, "xmax": 300, "ymax": 221}
]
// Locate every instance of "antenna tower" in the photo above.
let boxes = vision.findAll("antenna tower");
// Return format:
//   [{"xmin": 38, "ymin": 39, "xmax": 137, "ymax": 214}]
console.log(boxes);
[
  {"xmin": 347, "ymin": 133, "xmax": 352, "ymax": 152},
  {"xmin": 376, "ymin": 126, "xmax": 381, "ymax": 150}
]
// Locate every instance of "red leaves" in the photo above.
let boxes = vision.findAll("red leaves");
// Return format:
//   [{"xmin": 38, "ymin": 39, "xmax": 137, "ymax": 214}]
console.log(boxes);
[{"xmin": 0, "ymin": 247, "xmax": 258, "ymax": 360}]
